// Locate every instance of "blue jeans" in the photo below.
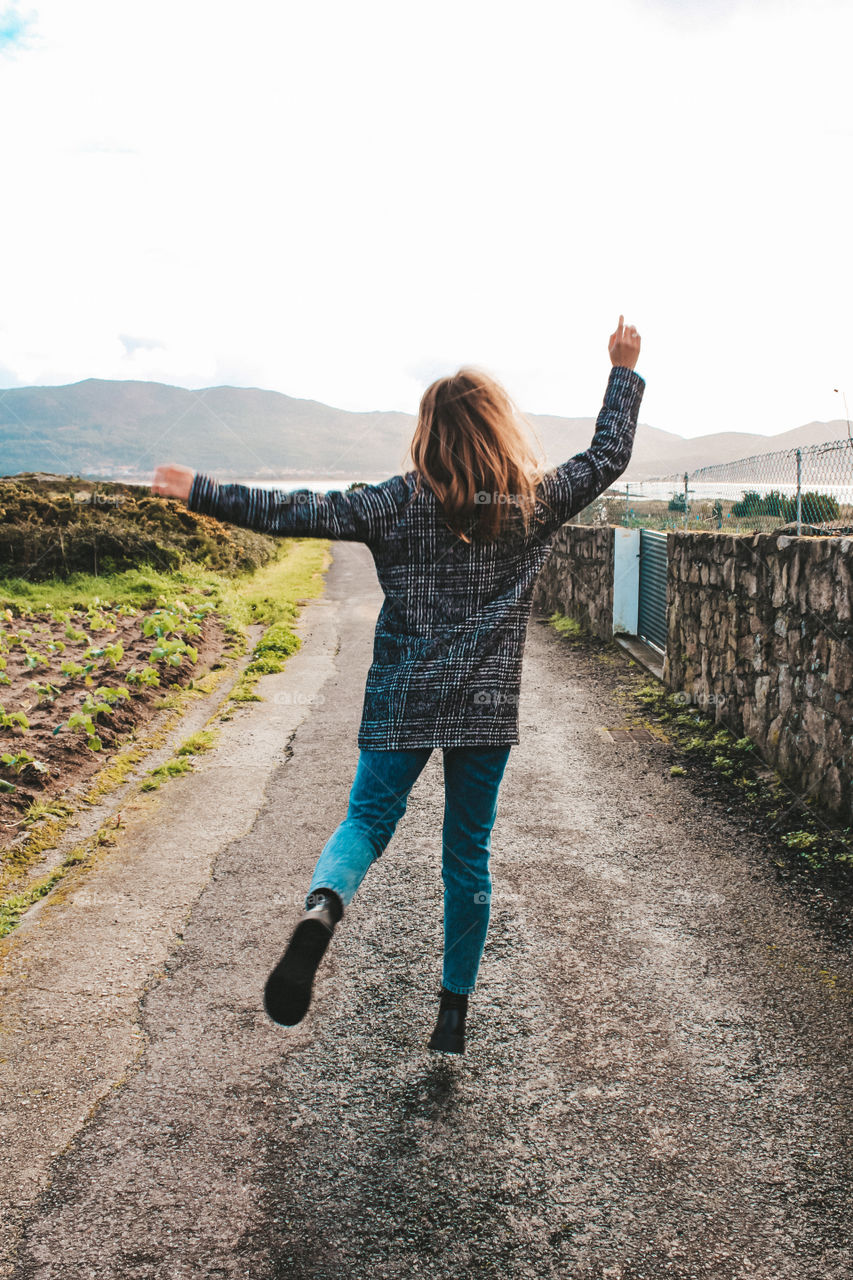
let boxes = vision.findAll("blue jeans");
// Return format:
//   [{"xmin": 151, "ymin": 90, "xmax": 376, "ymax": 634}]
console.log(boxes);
[{"xmin": 306, "ymin": 746, "xmax": 512, "ymax": 995}]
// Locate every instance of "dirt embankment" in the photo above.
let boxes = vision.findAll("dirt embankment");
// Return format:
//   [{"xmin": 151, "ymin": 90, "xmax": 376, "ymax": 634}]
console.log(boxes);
[{"xmin": 0, "ymin": 474, "xmax": 275, "ymax": 580}]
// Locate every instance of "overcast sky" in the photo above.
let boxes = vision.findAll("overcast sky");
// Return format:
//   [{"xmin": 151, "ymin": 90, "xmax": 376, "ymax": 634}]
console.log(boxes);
[{"xmin": 1, "ymin": 0, "xmax": 851, "ymax": 439}]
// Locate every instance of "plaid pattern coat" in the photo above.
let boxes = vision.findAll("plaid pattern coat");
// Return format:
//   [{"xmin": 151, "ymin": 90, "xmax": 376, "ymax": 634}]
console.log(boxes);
[{"xmin": 187, "ymin": 365, "xmax": 645, "ymax": 748}]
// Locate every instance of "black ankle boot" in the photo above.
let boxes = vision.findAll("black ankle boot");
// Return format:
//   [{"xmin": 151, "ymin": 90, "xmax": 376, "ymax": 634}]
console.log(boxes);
[
  {"xmin": 305, "ymin": 887, "xmax": 344, "ymax": 923},
  {"xmin": 428, "ymin": 986, "xmax": 468, "ymax": 1055},
  {"xmin": 263, "ymin": 889, "xmax": 344, "ymax": 1026}
]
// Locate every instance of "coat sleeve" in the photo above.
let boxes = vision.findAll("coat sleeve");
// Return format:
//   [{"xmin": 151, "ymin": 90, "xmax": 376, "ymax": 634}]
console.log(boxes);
[
  {"xmin": 186, "ymin": 473, "xmax": 405, "ymax": 544},
  {"xmin": 535, "ymin": 366, "xmax": 645, "ymax": 536}
]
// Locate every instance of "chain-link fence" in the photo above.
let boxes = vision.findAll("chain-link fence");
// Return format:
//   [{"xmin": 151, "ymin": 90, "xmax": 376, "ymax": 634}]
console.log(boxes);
[{"xmin": 576, "ymin": 433, "xmax": 853, "ymax": 534}]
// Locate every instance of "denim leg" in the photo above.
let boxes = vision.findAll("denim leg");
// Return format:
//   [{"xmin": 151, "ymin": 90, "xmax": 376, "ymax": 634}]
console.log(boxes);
[
  {"xmin": 440, "ymin": 746, "xmax": 512, "ymax": 995},
  {"xmin": 306, "ymin": 748, "xmax": 432, "ymax": 908}
]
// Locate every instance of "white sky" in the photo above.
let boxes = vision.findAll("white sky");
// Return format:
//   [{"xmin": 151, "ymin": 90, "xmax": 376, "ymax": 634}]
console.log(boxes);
[{"xmin": 0, "ymin": 0, "xmax": 851, "ymax": 438}]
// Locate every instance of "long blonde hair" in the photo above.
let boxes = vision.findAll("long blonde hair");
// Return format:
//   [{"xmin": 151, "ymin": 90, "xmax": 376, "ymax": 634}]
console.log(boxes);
[{"xmin": 410, "ymin": 367, "xmax": 545, "ymax": 542}]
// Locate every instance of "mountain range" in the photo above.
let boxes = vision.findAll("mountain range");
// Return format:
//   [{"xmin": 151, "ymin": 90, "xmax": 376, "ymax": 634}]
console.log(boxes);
[{"xmin": 0, "ymin": 378, "xmax": 848, "ymax": 484}]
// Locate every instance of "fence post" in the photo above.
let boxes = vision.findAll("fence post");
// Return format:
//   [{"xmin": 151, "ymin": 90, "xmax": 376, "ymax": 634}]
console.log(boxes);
[
  {"xmin": 683, "ymin": 472, "xmax": 689, "ymax": 529},
  {"xmin": 796, "ymin": 448, "xmax": 802, "ymax": 536}
]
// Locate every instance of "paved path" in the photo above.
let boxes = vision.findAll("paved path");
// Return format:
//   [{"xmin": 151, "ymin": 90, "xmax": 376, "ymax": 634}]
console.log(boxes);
[{"xmin": 6, "ymin": 542, "xmax": 853, "ymax": 1279}]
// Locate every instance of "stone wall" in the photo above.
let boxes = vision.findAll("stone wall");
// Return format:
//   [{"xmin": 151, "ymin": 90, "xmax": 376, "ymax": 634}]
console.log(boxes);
[
  {"xmin": 665, "ymin": 531, "xmax": 853, "ymax": 822},
  {"xmin": 532, "ymin": 524, "xmax": 614, "ymax": 640}
]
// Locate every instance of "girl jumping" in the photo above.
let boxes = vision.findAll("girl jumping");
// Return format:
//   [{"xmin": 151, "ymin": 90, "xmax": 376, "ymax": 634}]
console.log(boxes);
[{"xmin": 152, "ymin": 316, "xmax": 643, "ymax": 1054}]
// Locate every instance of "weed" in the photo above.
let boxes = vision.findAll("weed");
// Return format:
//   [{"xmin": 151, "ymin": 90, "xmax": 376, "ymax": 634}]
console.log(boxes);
[
  {"xmin": 176, "ymin": 730, "xmax": 217, "ymax": 756},
  {"xmin": 140, "ymin": 757, "xmax": 193, "ymax": 791}
]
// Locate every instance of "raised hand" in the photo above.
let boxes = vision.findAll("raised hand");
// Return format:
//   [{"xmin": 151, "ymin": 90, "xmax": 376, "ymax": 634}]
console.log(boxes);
[
  {"xmin": 151, "ymin": 463, "xmax": 195, "ymax": 502},
  {"xmin": 608, "ymin": 315, "xmax": 641, "ymax": 371}
]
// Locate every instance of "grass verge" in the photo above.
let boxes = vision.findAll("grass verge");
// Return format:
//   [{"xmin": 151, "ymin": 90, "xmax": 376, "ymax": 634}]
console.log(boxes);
[
  {"xmin": 548, "ymin": 609, "xmax": 853, "ymax": 879},
  {"xmin": 0, "ymin": 537, "xmax": 330, "ymax": 932}
]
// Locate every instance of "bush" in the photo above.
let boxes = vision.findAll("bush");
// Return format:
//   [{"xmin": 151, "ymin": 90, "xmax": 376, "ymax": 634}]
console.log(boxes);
[
  {"xmin": 780, "ymin": 491, "xmax": 840, "ymax": 524},
  {"xmin": 0, "ymin": 475, "xmax": 280, "ymax": 580}
]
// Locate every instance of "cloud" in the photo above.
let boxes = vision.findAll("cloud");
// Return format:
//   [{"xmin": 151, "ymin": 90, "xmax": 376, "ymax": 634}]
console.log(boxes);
[
  {"xmin": 119, "ymin": 334, "xmax": 166, "ymax": 357},
  {"xmin": 76, "ymin": 141, "xmax": 138, "ymax": 155},
  {"xmin": 643, "ymin": 0, "xmax": 831, "ymax": 25},
  {"xmin": 0, "ymin": 5, "xmax": 35, "ymax": 53},
  {"xmin": 0, "ymin": 0, "xmax": 850, "ymax": 439}
]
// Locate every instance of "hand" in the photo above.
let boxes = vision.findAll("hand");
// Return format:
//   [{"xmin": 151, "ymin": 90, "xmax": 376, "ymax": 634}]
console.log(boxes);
[
  {"xmin": 151, "ymin": 463, "xmax": 194, "ymax": 502},
  {"xmin": 608, "ymin": 315, "xmax": 641, "ymax": 370}
]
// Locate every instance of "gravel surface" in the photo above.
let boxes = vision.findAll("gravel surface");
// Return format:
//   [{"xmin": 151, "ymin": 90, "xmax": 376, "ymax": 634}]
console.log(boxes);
[{"xmin": 8, "ymin": 541, "xmax": 853, "ymax": 1279}]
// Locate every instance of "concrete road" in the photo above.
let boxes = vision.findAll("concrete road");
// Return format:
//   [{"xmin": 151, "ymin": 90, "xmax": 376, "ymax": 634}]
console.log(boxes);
[{"xmin": 6, "ymin": 541, "xmax": 853, "ymax": 1279}]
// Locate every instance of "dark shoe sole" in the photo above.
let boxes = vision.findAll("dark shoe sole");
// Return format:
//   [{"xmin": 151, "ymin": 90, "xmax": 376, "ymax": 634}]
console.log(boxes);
[
  {"xmin": 264, "ymin": 917, "xmax": 333, "ymax": 1026},
  {"xmin": 428, "ymin": 1030, "xmax": 465, "ymax": 1054}
]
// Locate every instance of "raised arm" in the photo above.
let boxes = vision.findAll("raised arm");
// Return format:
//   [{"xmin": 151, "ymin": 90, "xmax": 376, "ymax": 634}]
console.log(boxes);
[
  {"xmin": 536, "ymin": 316, "xmax": 644, "ymax": 534},
  {"xmin": 150, "ymin": 464, "xmax": 404, "ymax": 544}
]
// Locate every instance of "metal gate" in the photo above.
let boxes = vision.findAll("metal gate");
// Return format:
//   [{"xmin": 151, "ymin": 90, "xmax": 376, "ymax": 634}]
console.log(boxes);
[{"xmin": 637, "ymin": 529, "xmax": 668, "ymax": 653}]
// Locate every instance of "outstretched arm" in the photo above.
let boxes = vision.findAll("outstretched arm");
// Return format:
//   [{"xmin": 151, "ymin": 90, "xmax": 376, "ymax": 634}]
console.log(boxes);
[
  {"xmin": 537, "ymin": 316, "xmax": 645, "ymax": 533},
  {"xmin": 150, "ymin": 465, "xmax": 400, "ymax": 543}
]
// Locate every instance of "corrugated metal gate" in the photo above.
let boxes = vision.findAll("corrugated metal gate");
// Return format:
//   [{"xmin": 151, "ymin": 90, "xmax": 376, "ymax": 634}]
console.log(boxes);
[{"xmin": 637, "ymin": 529, "xmax": 668, "ymax": 653}]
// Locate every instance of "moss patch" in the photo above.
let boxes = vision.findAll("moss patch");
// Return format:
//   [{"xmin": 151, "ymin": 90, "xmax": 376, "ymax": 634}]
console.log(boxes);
[{"xmin": 624, "ymin": 677, "xmax": 853, "ymax": 878}]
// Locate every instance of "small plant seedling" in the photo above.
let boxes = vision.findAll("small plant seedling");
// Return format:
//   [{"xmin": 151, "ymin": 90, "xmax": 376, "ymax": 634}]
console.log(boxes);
[
  {"xmin": 1, "ymin": 751, "xmax": 48, "ymax": 775},
  {"xmin": 79, "ymin": 692, "xmax": 118, "ymax": 720},
  {"xmin": 22, "ymin": 648, "xmax": 50, "ymax": 670},
  {"xmin": 91, "ymin": 685, "xmax": 131, "ymax": 707},
  {"xmin": 126, "ymin": 666, "xmax": 160, "ymax": 688},
  {"xmin": 781, "ymin": 830, "xmax": 820, "ymax": 852},
  {"xmin": 27, "ymin": 681, "xmax": 62, "ymax": 704},
  {"xmin": 66, "ymin": 710, "xmax": 102, "ymax": 751},
  {"xmin": 88, "ymin": 615, "xmax": 115, "ymax": 632},
  {"xmin": 103, "ymin": 641, "xmax": 124, "ymax": 668},
  {"xmin": 0, "ymin": 705, "xmax": 29, "ymax": 733},
  {"xmin": 149, "ymin": 637, "xmax": 198, "ymax": 668}
]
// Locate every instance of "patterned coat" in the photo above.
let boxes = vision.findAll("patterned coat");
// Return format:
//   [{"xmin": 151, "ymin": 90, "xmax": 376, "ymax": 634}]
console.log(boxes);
[{"xmin": 187, "ymin": 365, "xmax": 645, "ymax": 748}]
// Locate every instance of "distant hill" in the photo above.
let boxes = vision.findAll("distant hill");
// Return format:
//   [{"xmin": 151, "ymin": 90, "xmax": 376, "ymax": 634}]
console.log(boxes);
[
  {"xmin": 0, "ymin": 380, "xmax": 415, "ymax": 482},
  {"xmin": 0, "ymin": 377, "xmax": 848, "ymax": 483}
]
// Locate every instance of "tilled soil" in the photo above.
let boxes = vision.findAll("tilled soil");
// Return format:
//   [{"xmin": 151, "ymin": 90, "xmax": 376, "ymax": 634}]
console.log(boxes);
[
  {"xmin": 0, "ymin": 600, "xmax": 226, "ymax": 849},
  {"xmin": 8, "ymin": 541, "xmax": 853, "ymax": 1279}
]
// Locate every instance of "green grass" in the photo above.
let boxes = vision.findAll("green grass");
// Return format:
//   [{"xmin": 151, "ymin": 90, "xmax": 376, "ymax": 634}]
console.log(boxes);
[
  {"xmin": 176, "ymin": 729, "xmax": 218, "ymax": 756},
  {"xmin": 0, "ymin": 538, "xmax": 329, "ymax": 720},
  {"xmin": 625, "ymin": 677, "xmax": 853, "ymax": 876},
  {"xmin": 138, "ymin": 724, "xmax": 217, "ymax": 791},
  {"xmin": 0, "ymin": 823, "xmax": 120, "ymax": 938},
  {"xmin": 0, "ymin": 872, "xmax": 65, "ymax": 936},
  {"xmin": 140, "ymin": 757, "xmax": 194, "ymax": 790},
  {"xmin": 0, "ymin": 536, "xmax": 330, "ymax": 930},
  {"xmin": 547, "ymin": 614, "xmax": 853, "ymax": 879},
  {"xmin": 549, "ymin": 612, "xmax": 585, "ymax": 641},
  {"xmin": 0, "ymin": 537, "xmax": 327, "ymax": 620}
]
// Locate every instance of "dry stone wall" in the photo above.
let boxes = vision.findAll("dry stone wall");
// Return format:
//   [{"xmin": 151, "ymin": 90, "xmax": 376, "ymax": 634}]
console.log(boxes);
[
  {"xmin": 531, "ymin": 522, "xmax": 853, "ymax": 823},
  {"xmin": 665, "ymin": 532, "xmax": 853, "ymax": 822},
  {"xmin": 532, "ymin": 525, "xmax": 615, "ymax": 641}
]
